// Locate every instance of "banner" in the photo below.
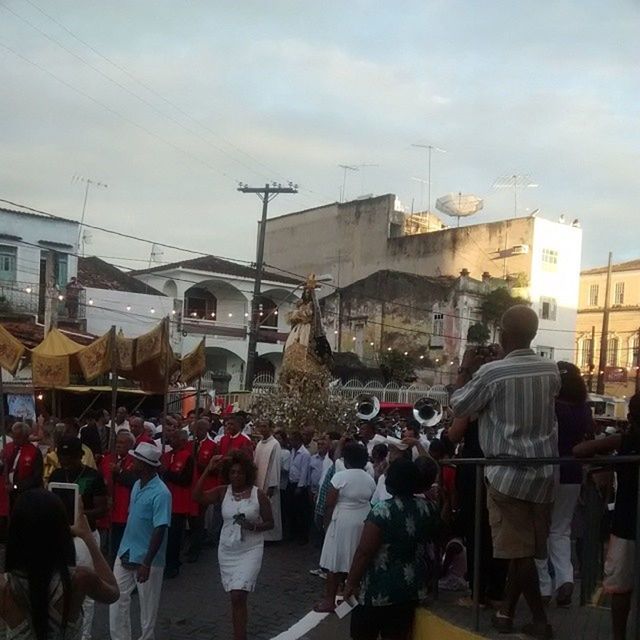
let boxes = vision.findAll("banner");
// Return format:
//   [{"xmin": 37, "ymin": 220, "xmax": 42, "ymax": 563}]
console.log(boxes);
[
  {"xmin": 77, "ymin": 331, "xmax": 112, "ymax": 381},
  {"xmin": 136, "ymin": 323, "xmax": 164, "ymax": 366},
  {"xmin": 181, "ymin": 339, "xmax": 206, "ymax": 384},
  {"xmin": 0, "ymin": 324, "xmax": 26, "ymax": 374},
  {"xmin": 32, "ymin": 353, "xmax": 70, "ymax": 387},
  {"xmin": 116, "ymin": 331, "xmax": 135, "ymax": 373}
]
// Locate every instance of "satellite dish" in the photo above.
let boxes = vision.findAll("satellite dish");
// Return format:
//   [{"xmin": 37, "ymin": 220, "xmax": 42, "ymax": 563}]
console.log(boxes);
[{"xmin": 436, "ymin": 192, "xmax": 483, "ymax": 227}]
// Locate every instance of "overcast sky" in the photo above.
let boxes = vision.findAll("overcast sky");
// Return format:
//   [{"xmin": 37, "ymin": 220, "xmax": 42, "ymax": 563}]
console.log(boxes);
[{"xmin": 1, "ymin": 0, "xmax": 638, "ymax": 271}]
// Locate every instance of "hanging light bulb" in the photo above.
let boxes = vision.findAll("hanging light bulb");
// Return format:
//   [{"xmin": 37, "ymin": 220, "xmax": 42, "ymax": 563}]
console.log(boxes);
[
  {"xmin": 228, "ymin": 312, "xmax": 233, "ymax": 318},
  {"xmin": 352, "ymin": 336, "xmax": 357, "ymax": 342},
  {"xmin": 25, "ymin": 286, "xmax": 32, "ymax": 294},
  {"xmin": 36, "ymin": 393, "xmax": 43, "ymax": 401},
  {"xmin": 150, "ymin": 308, "xmax": 156, "ymax": 314},
  {"xmin": 88, "ymin": 298, "xmax": 94, "ymax": 305},
  {"xmin": 171, "ymin": 309, "xmax": 176, "ymax": 315},
  {"xmin": 419, "ymin": 355, "xmax": 425, "ymax": 360},
  {"xmin": 57, "ymin": 294, "xmax": 64, "ymax": 301},
  {"xmin": 244, "ymin": 312, "xmax": 249, "ymax": 318},
  {"xmin": 191, "ymin": 312, "xmax": 198, "ymax": 318},
  {"xmin": 211, "ymin": 312, "xmax": 216, "ymax": 318},
  {"xmin": 370, "ymin": 342, "xmax": 374, "ymax": 346},
  {"xmin": 126, "ymin": 305, "xmax": 131, "ymax": 311},
  {"xmin": 404, "ymin": 351, "xmax": 409, "ymax": 356},
  {"xmin": 387, "ymin": 347, "xmax": 392, "ymax": 351},
  {"xmin": 334, "ymin": 330, "xmax": 339, "ymax": 335},
  {"xmin": 274, "ymin": 310, "xmax": 278, "ymax": 315}
]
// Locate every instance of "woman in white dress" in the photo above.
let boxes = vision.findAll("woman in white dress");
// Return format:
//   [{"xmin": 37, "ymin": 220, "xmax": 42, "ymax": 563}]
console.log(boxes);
[
  {"xmin": 194, "ymin": 450, "xmax": 274, "ymax": 640},
  {"xmin": 314, "ymin": 443, "xmax": 376, "ymax": 612}
]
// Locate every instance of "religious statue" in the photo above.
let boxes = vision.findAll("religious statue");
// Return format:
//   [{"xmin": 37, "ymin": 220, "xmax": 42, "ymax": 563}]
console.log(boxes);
[{"xmin": 280, "ymin": 274, "xmax": 332, "ymax": 389}]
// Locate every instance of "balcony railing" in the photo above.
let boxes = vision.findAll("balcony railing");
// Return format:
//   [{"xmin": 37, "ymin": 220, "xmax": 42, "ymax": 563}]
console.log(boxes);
[
  {"xmin": 0, "ymin": 280, "xmax": 86, "ymax": 322},
  {"xmin": 180, "ymin": 317, "xmax": 288, "ymax": 344}
]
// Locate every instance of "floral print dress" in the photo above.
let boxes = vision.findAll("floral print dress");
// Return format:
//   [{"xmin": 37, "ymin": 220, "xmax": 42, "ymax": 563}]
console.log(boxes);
[{"xmin": 359, "ymin": 496, "xmax": 439, "ymax": 607}]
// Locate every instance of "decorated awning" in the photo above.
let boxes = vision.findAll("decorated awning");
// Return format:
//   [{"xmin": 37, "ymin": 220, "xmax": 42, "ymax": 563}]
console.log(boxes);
[{"xmin": 0, "ymin": 319, "xmax": 206, "ymax": 391}]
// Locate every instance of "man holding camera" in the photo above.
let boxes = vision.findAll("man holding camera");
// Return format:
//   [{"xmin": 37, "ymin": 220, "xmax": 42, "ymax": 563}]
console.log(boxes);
[{"xmin": 451, "ymin": 305, "xmax": 559, "ymax": 640}]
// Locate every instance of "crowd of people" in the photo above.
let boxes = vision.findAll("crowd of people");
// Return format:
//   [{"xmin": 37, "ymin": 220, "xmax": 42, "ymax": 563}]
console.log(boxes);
[{"xmin": 0, "ymin": 303, "xmax": 637, "ymax": 640}]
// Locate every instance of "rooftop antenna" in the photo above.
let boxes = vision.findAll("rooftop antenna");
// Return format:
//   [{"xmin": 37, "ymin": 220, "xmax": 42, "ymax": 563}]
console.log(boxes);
[
  {"xmin": 338, "ymin": 164, "xmax": 359, "ymax": 202},
  {"xmin": 411, "ymin": 143, "xmax": 446, "ymax": 212},
  {"xmin": 492, "ymin": 174, "xmax": 538, "ymax": 217},
  {"xmin": 355, "ymin": 163, "xmax": 379, "ymax": 196},
  {"xmin": 72, "ymin": 175, "xmax": 108, "ymax": 256}
]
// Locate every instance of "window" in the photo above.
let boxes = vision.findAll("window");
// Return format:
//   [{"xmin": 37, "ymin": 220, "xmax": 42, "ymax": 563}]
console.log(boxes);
[
  {"xmin": 539, "ymin": 296, "xmax": 557, "ymax": 321},
  {"xmin": 630, "ymin": 336, "xmax": 639, "ymax": 368},
  {"xmin": 581, "ymin": 338, "xmax": 593, "ymax": 368},
  {"xmin": 537, "ymin": 346, "xmax": 554, "ymax": 360},
  {"xmin": 589, "ymin": 284, "xmax": 599, "ymax": 307},
  {"xmin": 257, "ymin": 296, "xmax": 277, "ymax": 329},
  {"xmin": 433, "ymin": 312, "xmax": 444, "ymax": 336},
  {"xmin": 54, "ymin": 254, "xmax": 68, "ymax": 287},
  {"xmin": 0, "ymin": 245, "xmax": 17, "ymax": 281},
  {"xmin": 185, "ymin": 287, "xmax": 217, "ymax": 319},
  {"xmin": 606, "ymin": 337, "xmax": 619, "ymax": 366},
  {"xmin": 541, "ymin": 248, "xmax": 558, "ymax": 271},
  {"xmin": 614, "ymin": 282, "xmax": 625, "ymax": 305}
]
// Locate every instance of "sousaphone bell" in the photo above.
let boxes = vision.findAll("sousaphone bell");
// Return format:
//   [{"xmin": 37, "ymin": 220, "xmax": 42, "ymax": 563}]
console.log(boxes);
[
  {"xmin": 355, "ymin": 394, "xmax": 381, "ymax": 421},
  {"xmin": 413, "ymin": 397, "xmax": 443, "ymax": 428}
]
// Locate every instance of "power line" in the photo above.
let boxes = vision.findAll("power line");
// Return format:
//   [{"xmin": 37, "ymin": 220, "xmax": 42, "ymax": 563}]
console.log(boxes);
[
  {"xmin": 11, "ymin": 0, "xmax": 331, "ymax": 205},
  {"xmin": 0, "ymin": 40, "xmax": 241, "ymax": 184}
]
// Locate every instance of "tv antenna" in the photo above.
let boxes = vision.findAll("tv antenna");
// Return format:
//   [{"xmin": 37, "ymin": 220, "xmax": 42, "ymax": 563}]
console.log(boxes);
[
  {"xmin": 492, "ymin": 174, "xmax": 538, "ymax": 217},
  {"xmin": 72, "ymin": 175, "xmax": 108, "ymax": 255},
  {"xmin": 411, "ymin": 143, "xmax": 446, "ymax": 211}
]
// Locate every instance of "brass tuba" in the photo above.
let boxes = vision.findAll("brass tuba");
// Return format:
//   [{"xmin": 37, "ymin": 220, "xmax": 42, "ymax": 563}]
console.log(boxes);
[
  {"xmin": 413, "ymin": 397, "xmax": 443, "ymax": 428},
  {"xmin": 355, "ymin": 394, "xmax": 381, "ymax": 421}
]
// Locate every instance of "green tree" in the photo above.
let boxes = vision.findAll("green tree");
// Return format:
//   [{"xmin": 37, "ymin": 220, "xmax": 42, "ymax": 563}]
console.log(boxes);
[
  {"xmin": 379, "ymin": 349, "xmax": 417, "ymax": 384},
  {"xmin": 467, "ymin": 322, "xmax": 491, "ymax": 345},
  {"xmin": 481, "ymin": 287, "xmax": 530, "ymax": 341}
]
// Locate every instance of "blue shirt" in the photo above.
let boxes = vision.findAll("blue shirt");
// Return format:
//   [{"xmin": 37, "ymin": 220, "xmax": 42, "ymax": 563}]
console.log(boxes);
[
  {"xmin": 118, "ymin": 474, "xmax": 172, "ymax": 567},
  {"xmin": 309, "ymin": 453, "xmax": 327, "ymax": 494},
  {"xmin": 289, "ymin": 445, "xmax": 311, "ymax": 488}
]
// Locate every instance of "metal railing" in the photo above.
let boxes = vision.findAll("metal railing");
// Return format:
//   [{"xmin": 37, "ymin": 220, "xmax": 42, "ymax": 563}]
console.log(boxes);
[
  {"xmin": 0, "ymin": 280, "xmax": 86, "ymax": 321},
  {"xmin": 441, "ymin": 455, "xmax": 640, "ymax": 637}
]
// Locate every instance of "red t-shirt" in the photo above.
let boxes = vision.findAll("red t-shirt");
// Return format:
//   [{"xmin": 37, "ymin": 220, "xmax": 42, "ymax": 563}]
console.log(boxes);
[
  {"xmin": 162, "ymin": 448, "xmax": 193, "ymax": 515},
  {"xmin": 189, "ymin": 438, "xmax": 219, "ymax": 516},
  {"xmin": 219, "ymin": 433, "xmax": 253, "ymax": 457},
  {"xmin": 134, "ymin": 433, "xmax": 156, "ymax": 447},
  {"xmin": 99, "ymin": 453, "xmax": 136, "ymax": 526}
]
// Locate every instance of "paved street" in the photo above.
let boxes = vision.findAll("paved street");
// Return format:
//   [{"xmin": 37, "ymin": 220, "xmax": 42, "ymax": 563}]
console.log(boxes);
[{"xmin": 93, "ymin": 541, "xmax": 341, "ymax": 639}]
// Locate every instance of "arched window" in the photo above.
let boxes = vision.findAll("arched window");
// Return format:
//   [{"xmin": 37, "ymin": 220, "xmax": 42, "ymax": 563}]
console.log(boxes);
[
  {"xmin": 185, "ymin": 287, "xmax": 217, "ymax": 320},
  {"xmin": 257, "ymin": 296, "xmax": 278, "ymax": 329}
]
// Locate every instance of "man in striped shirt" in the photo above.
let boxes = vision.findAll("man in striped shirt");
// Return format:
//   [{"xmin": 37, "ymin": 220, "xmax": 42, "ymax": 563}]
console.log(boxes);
[{"xmin": 451, "ymin": 305, "xmax": 559, "ymax": 639}]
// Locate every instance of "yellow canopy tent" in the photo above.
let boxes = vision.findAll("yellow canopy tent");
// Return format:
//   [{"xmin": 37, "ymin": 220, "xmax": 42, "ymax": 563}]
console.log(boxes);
[{"xmin": 31, "ymin": 328, "xmax": 85, "ymax": 388}]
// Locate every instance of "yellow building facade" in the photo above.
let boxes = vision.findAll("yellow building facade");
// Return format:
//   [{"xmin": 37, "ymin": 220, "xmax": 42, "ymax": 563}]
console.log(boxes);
[{"xmin": 576, "ymin": 259, "xmax": 640, "ymax": 397}]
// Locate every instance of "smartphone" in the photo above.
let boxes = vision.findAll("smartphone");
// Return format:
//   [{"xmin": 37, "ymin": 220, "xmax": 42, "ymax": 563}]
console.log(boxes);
[{"xmin": 48, "ymin": 482, "xmax": 80, "ymax": 526}]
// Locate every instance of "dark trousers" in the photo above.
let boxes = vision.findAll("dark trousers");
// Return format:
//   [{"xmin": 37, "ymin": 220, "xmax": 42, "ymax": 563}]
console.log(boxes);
[
  {"xmin": 458, "ymin": 473, "xmax": 508, "ymax": 601},
  {"xmin": 187, "ymin": 507, "xmax": 206, "ymax": 560},
  {"xmin": 109, "ymin": 522, "xmax": 126, "ymax": 566},
  {"xmin": 285, "ymin": 485, "xmax": 310, "ymax": 544},
  {"xmin": 166, "ymin": 514, "xmax": 187, "ymax": 574}
]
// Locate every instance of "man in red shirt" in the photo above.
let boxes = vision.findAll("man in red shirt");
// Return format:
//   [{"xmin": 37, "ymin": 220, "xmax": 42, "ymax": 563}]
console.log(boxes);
[
  {"xmin": 3, "ymin": 422, "xmax": 43, "ymax": 510},
  {"xmin": 186, "ymin": 419, "xmax": 220, "ymax": 562},
  {"xmin": 99, "ymin": 431, "xmax": 136, "ymax": 563},
  {"xmin": 161, "ymin": 428, "xmax": 193, "ymax": 579},
  {"xmin": 130, "ymin": 417, "xmax": 156, "ymax": 448},
  {"xmin": 218, "ymin": 414, "xmax": 253, "ymax": 457}
]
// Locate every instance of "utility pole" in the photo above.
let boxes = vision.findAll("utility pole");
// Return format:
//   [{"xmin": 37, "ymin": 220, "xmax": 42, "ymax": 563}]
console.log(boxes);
[
  {"xmin": 43, "ymin": 250, "xmax": 57, "ymax": 336},
  {"xmin": 596, "ymin": 252, "xmax": 613, "ymax": 395},
  {"xmin": 587, "ymin": 325, "xmax": 595, "ymax": 392},
  {"xmin": 238, "ymin": 182, "xmax": 298, "ymax": 391}
]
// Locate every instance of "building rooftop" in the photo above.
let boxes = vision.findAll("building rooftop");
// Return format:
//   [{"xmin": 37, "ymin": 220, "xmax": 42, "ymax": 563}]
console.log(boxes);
[
  {"xmin": 0, "ymin": 205, "xmax": 78, "ymax": 225},
  {"xmin": 130, "ymin": 255, "xmax": 300, "ymax": 285},
  {"xmin": 582, "ymin": 259, "xmax": 640, "ymax": 275},
  {"xmin": 78, "ymin": 256, "xmax": 165, "ymax": 296}
]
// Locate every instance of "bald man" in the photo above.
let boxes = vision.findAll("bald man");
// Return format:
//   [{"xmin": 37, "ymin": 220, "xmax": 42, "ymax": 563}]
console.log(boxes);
[{"xmin": 451, "ymin": 305, "xmax": 560, "ymax": 638}]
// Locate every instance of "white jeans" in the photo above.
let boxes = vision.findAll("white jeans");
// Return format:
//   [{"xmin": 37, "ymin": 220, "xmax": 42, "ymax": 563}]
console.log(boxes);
[
  {"xmin": 109, "ymin": 557, "xmax": 164, "ymax": 640},
  {"xmin": 536, "ymin": 483, "xmax": 581, "ymax": 596},
  {"xmin": 74, "ymin": 529, "xmax": 101, "ymax": 640}
]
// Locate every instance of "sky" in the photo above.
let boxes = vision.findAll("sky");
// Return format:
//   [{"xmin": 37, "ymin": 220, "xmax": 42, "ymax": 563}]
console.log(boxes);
[{"xmin": 0, "ymin": 0, "xmax": 638, "ymax": 271}]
